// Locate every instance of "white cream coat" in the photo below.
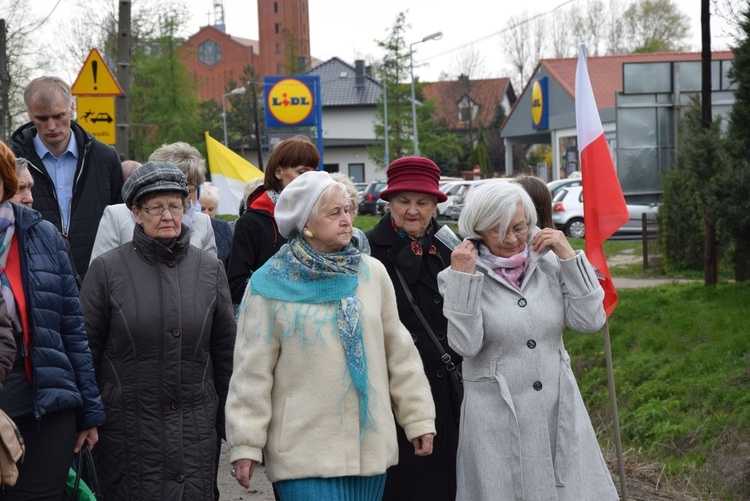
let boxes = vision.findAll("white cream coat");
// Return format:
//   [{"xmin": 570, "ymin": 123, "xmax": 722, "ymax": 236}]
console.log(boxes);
[{"xmin": 226, "ymin": 254, "xmax": 436, "ymax": 483}]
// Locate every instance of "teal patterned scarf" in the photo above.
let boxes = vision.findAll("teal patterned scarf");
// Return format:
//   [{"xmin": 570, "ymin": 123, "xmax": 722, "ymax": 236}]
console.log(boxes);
[{"xmin": 251, "ymin": 235, "xmax": 373, "ymax": 436}]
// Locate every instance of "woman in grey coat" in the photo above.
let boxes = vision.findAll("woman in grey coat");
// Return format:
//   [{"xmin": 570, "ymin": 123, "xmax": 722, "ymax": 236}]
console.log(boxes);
[
  {"xmin": 438, "ymin": 182, "xmax": 617, "ymax": 501},
  {"xmin": 80, "ymin": 162, "xmax": 236, "ymax": 500}
]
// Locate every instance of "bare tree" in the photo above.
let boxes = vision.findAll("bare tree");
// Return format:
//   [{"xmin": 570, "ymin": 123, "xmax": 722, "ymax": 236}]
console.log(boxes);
[
  {"xmin": 502, "ymin": 13, "xmax": 533, "ymax": 93},
  {"xmin": 549, "ymin": 10, "xmax": 573, "ymax": 58},
  {"xmin": 605, "ymin": 0, "xmax": 629, "ymax": 54},
  {"xmin": 449, "ymin": 46, "xmax": 488, "ymax": 81},
  {"xmin": 570, "ymin": 0, "xmax": 607, "ymax": 55}
]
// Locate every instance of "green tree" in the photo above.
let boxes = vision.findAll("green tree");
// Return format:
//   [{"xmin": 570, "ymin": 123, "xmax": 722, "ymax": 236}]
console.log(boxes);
[
  {"xmin": 226, "ymin": 65, "xmax": 265, "ymax": 168},
  {"xmin": 368, "ymin": 12, "xmax": 462, "ymax": 171},
  {"xmin": 721, "ymin": 5, "xmax": 750, "ymax": 281},
  {"xmin": 470, "ymin": 123, "xmax": 492, "ymax": 177},
  {"xmin": 623, "ymin": 0, "xmax": 690, "ymax": 53},
  {"xmin": 128, "ymin": 14, "xmax": 201, "ymax": 160}
]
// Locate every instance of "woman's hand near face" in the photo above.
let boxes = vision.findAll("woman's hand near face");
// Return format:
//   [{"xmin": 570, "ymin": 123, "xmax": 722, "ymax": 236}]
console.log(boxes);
[
  {"xmin": 412, "ymin": 433, "xmax": 435, "ymax": 456},
  {"xmin": 231, "ymin": 459, "xmax": 258, "ymax": 489},
  {"xmin": 451, "ymin": 240, "xmax": 477, "ymax": 274},
  {"xmin": 531, "ymin": 228, "xmax": 576, "ymax": 260}
]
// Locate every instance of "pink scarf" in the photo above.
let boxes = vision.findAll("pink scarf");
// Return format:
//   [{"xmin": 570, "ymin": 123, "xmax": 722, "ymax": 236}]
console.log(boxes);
[{"xmin": 478, "ymin": 243, "xmax": 530, "ymax": 291}]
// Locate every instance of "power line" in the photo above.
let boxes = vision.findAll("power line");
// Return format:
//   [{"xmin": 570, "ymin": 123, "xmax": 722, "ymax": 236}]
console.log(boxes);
[{"xmin": 420, "ymin": 0, "xmax": 575, "ymax": 62}]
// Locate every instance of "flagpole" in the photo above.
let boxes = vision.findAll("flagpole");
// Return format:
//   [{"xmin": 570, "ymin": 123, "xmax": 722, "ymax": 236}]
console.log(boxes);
[{"xmin": 602, "ymin": 319, "xmax": 628, "ymax": 500}]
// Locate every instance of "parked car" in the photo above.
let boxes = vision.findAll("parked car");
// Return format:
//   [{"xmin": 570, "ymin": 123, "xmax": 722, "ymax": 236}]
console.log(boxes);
[
  {"xmin": 359, "ymin": 180, "xmax": 387, "ymax": 215},
  {"xmin": 551, "ymin": 186, "xmax": 659, "ymax": 238},
  {"xmin": 436, "ymin": 181, "xmax": 464, "ymax": 218},
  {"xmin": 443, "ymin": 179, "xmax": 507, "ymax": 220},
  {"xmin": 376, "ymin": 198, "xmax": 389, "ymax": 215},
  {"xmin": 547, "ymin": 177, "xmax": 583, "ymax": 200}
]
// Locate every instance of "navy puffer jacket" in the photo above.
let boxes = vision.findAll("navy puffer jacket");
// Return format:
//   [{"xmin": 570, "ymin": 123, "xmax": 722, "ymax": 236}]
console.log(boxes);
[{"xmin": 13, "ymin": 203, "xmax": 105, "ymax": 430}]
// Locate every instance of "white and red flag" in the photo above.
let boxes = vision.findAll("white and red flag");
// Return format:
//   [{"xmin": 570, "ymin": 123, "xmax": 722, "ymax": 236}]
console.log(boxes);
[{"xmin": 575, "ymin": 44, "xmax": 629, "ymax": 317}]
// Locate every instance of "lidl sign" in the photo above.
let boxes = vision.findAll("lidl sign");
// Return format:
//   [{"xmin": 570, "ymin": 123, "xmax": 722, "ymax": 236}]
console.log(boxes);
[
  {"xmin": 264, "ymin": 76, "xmax": 320, "ymax": 127},
  {"xmin": 531, "ymin": 77, "xmax": 549, "ymax": 130}
]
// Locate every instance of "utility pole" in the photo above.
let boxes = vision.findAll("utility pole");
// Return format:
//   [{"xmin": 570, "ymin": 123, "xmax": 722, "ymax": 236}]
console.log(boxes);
[
  {"xmin": 701, "ymin": 0, "xmax": 718, "ymax": 286},
  {"xmin": 115, "ymin": 0, "xmax": 131, "ymax": 159},
  {"xmin": 250, "ymin": 79, "xmax": 264, "ymax": 170},
  {"xmin": 0, "ymin": 20, "xmax": 10, "ymax": 142}
]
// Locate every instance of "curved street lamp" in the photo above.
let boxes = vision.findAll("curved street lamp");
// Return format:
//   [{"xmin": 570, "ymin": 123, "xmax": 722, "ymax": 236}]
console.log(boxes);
[
  {"xmin": 409, "ymin": 31, "xmax": 443, "ymax": 156},
  {"xmin": 222, "ymin": 86, "xmax": 246, "ymax": 146}
]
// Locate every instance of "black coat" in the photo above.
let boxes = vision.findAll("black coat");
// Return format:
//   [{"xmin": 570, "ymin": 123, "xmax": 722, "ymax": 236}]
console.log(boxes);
[
  {"xmin": 367, "ymin": 215, "xmax": 460, "ymax": 501},
  {"xmin": 80, "ymin": 225, "xmax": 236, "ymax": 500},
  {"xmin": 11, "ymin": 121, "xmax": 124, "ymax": 277},
  {"xmin": 226, "ymin": 188, "xmax": 286, "ymax": 305},
  {"xmin": 210, "ymin": 216, "xmax": 234, "ymax": 269}
]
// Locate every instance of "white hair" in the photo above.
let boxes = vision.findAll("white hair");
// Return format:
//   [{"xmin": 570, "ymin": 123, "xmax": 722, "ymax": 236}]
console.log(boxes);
[
  {"xmin": 458, "ymin": 181, "xmax": 537, "ymax": 240},
  {"xmin": 199, "ymin": 181, "xmax": 220, "ymax": 205}
]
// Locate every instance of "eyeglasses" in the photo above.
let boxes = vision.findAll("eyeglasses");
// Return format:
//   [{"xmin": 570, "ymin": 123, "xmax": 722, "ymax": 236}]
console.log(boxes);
[
  {"xmin": 140, "ymin": 204, "xmax": 186, "ymax": 216},
  {"xmin": 489, "ymin": 224, "xmax": 529, "ymax": 239}
]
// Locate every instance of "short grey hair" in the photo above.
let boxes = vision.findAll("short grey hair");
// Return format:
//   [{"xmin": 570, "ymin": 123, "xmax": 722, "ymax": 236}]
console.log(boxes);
[
  {"xmin": 309, "ymin": 182, "xmax": 355, "ymax": 222},
  {"xmin": 148, "ymin": 142, "xmax": 206, "ymax": 186},
  {"xmin": 15, "ymin": 157, "xmax": 32, "ymax": 176},
  {"xmin": 24, "ymin": 76, "xmax": 74, "ymax": 110},
  {"xmin": 199, "ymin": 181, "xmax": 220, "ymax": 205},
  {"xmin": 458, "ymin": 181, "xmax": 537, "ymax": 240},
  {"xmin": 329, "ymin": 172, "xmax": 359, "ymax": 216}
]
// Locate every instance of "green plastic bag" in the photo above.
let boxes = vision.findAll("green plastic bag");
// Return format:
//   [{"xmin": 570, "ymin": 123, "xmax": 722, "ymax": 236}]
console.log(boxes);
[{"xmin": 62, "ymin": 444, "xmax": 99, "ymax": 501}]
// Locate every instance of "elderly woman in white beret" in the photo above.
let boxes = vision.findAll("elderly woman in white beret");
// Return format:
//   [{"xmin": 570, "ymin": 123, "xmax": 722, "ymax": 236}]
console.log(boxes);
[
  {"xmin": 438, "ymin": 181, "xmax": 618, "ymax": 501},
  {"xmin": 226, "ymin": 170, "xmax": 436, "ymax": 500}
]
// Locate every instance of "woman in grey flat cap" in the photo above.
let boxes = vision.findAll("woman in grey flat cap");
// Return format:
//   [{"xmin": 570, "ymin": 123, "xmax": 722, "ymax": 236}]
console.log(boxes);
[{"xmin": 79, "ymin": 161, "xmax": 236, "ymax": 500}]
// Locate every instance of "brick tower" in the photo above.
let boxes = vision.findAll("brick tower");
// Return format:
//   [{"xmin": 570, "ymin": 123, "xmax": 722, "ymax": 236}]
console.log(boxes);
[{"xmin": 257, "ymin": 0, "xmax": 311, "ymax": 76}]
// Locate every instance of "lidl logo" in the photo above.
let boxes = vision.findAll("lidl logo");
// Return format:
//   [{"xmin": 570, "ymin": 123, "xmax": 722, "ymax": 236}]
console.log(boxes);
[
  {"xmin": 267, "ymin": 79, "xmax": 313, "ymax": 125},
  {"xmin": 531, "ymin": 77, "xmax": 548, "ymax": 130}
]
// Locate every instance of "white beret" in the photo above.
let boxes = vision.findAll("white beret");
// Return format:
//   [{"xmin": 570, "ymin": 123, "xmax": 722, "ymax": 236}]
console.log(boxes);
[{"xmin": 275, "ymin": 171, "xmax": 335, "ymax": 238}]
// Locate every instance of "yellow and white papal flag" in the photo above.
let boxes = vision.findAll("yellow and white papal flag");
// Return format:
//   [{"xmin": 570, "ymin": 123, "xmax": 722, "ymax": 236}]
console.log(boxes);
[{"xmin": 205, "ymin": 132, "xmax": 264, "ymax": 215}]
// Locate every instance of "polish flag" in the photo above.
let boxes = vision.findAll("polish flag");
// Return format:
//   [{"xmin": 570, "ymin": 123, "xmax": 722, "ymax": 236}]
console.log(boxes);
[{"xmin": 575, "ymin": 44, "xmax": 629, "ymax": 317}]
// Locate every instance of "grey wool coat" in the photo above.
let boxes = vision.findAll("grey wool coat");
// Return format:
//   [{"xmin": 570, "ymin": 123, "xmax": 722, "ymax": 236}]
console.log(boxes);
[
  {"xmin": 437, "ymin": 231, "xmax": 618, "ymax": 501},
  {"xmin": 80, "ymin": 224, "xmax": 236, "ymax": 500}
]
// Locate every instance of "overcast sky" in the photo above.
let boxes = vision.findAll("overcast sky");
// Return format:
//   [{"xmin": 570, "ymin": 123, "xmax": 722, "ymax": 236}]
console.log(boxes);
[{"xmin": 27, "ymin": 0, "xmax": 740, "ymax": 83}]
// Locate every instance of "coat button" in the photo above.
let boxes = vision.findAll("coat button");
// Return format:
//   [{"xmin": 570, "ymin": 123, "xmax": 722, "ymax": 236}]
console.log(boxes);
[
  {"xmin": 175, "ymin": 474, "xmax": 185, "ymax": 483},
  {"xmin": 432, "ymin": 294, "xmax": 442, "ymax": 305},
  {"xmin": 437, "ymin": 331, "xmax": 446, "ymax": 341},
  {"xmin": 533, "ymin": 381, "xmax": 543, "ymax": 391},
  {"xmin": 170, "ymin": 401, "xmax": 179, "ymax": 410},
  {"xmin": 171, "ymin": 329, "xmax": 181, "ymax": 337},
  {"xmin": 167, "ymin": 260, "xmax": 176, "ymax": 268},
  {"xmin": 527, "ymin": 339, "xmax": 536, "ymax": 349},
  {"xmin": 411, "ymin": 333, "xmax": 418, "ymax": 343},
  {"xmin": 436, "ymin": 369, "xmax": 445, "ymax": 378},
  {"xmin": 518, "ymin": 298, "xmax": 527, "ymax": 307}
]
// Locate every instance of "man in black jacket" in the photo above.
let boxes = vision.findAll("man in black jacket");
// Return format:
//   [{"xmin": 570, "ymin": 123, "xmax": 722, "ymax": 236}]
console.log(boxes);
[{"xmin": 11, "ymin": 76, "xmax": 124, "ymax": 277}]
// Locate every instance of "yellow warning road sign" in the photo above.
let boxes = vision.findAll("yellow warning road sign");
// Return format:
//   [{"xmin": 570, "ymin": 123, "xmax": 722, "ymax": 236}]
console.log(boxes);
[
  {"xmin": 77, "ymin": 96, "xmax": 116, "ymax": 145},
  {"xmin": 71, "ymin": 49, "xmax": 122, "ymax": 96}
]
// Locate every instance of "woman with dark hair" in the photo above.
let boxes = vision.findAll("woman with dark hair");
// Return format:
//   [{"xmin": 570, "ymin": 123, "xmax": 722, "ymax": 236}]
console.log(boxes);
[
  {"xmin": 0, "ymin": 140, "xmax": 105, "ymax": 500},
  {"xmin": 226, "ymin": 137, "xmax": 319, "ymax": 305},
  {"xmin": 513, "ymin": 174, "xmax": 554, "ymax": 229}
]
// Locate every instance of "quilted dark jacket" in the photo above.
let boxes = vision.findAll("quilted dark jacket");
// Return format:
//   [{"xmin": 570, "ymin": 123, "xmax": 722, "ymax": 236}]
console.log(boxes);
[
  {"xmin": 210, "ymin": 216, "xmax": 233, "ymax": 269},
  {"xmin": 11, "ymin": 120, "xmax": 124, "ymax": 277},
  {"xmin": 80, "ymin": 224, "xmax": 236, "ymax": 500},
  {"xmin": 13, "ymin": 203, "xmax": 105, "ymax": 430}
]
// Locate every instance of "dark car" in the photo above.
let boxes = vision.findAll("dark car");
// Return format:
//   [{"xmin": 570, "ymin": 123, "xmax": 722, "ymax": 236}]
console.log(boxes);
[{"xmin": 360, "ymin": 180, "xmax": 387, "ymax": 215}]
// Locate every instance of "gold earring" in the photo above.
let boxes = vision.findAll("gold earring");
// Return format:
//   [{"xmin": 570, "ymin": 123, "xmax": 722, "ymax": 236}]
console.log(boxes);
[{"xmin": 303, "ymin": 229, "xmax": 314, "ymax": 238}]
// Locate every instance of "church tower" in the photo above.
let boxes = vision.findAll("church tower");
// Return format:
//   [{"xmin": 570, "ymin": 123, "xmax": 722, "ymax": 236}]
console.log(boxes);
[{"xmin": 258, "ymin": 0, "xmax": 311, "ymax": 76}]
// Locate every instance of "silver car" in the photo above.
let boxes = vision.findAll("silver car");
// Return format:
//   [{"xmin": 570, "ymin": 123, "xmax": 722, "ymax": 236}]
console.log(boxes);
[{"xmin": 551, "ymin": 186, "xmax": 659, "ymax": 239}]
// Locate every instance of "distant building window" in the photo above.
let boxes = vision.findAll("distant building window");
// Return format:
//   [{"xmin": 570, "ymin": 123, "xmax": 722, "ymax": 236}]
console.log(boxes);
[
  {"xmin": 458, "ymin": 95, "xmax": 478, "ymax": 123},
  {"xmin": 274, "ymin": 2, "xmax": 278, "ymax": 13},
  {"xmin": 276, "ymin": 43, "xmax": 281, "ymax": 55},
  {"xmin": 348, "ymin": 164, "xmax": 364, "ymax": 183},
  {"xmin": 276, "ymin": 64, "xmax": 281, "ymax": 74},
  {"xmin": 275, "ymin": 23, "xmax": 279, "ymax": 34},
  {"xmin": 198, "ymin": 40, "xmax": 222, "ymax": 66}
]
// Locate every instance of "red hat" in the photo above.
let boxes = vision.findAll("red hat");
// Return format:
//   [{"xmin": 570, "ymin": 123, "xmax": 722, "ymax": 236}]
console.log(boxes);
[{"xmin": 379, "ymin": 156, "xmax": 447, "ymax": 203}]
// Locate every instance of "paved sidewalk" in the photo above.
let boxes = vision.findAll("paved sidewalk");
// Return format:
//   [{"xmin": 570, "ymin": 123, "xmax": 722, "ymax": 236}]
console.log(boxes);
[{"xmin": 613, "ymin": 277, "xmax": 696, "ymax": 289}]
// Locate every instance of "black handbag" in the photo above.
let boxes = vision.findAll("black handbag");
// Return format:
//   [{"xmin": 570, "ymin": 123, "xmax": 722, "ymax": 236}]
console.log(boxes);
[
  {"xmin": 62, "ymin": 444, "xmax": 101, "ymax": 501},
  {"xmin": 394, "ymin": 267, "xmax": 463, "ymax": 423}
]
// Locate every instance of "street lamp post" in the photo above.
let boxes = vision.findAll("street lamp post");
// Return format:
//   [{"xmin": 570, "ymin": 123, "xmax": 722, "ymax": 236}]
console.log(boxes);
[
  {"xmin": 381, "ymin": 59, "xmax": 391, "ymax": 166},
  {"xmin": 222, "ymin": 86, "xmax": 246, "ymax": 146},
  {"xmin": 409, "ymin": 31, "xmax": 442, "ymax": 157}
]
